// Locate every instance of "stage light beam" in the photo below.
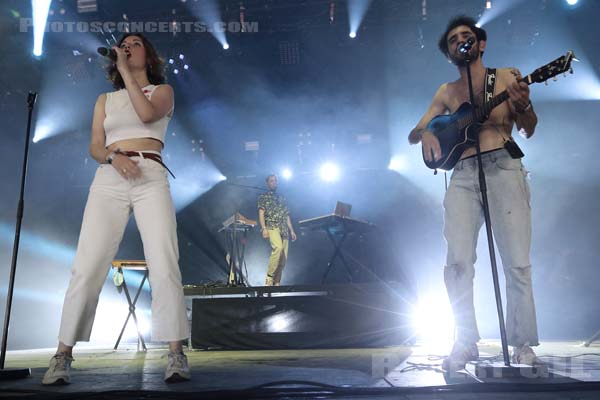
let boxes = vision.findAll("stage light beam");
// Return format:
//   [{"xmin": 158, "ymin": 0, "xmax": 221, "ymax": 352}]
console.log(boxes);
[
  {"xmin": 189, "ymin": 0, "xmax": 229, "ymax": 51},
  {"xmin": 33, "ymin": 123, "xmax": 52, "ymax": 143},
  {"xmin": 347, "ymin": 0, "xmax": 373, "ymax": 41},
  {"xmin": 32, "ymin": 0, "xmax": 52, "ymax": 56},
  {"xmin": 477, "ymin": 0, "xmax": 529, "ymax": 28}
]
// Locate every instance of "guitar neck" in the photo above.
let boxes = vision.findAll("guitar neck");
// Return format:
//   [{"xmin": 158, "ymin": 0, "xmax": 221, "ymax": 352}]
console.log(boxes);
[{"xmin": 476, "ymin": 77, "xmax": 529, "ymax": 121}]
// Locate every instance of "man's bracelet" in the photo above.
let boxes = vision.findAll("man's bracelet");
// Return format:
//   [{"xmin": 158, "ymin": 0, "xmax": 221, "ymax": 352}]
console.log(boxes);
[{"xmin": 515, "ymin": 100, "xmax": 532, "ymax": 114}]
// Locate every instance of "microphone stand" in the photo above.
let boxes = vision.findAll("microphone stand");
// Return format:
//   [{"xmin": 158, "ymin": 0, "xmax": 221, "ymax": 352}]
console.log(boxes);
[
  {"xmin": 464, "ymin": 53, "xmax": 510, "ymax": 364},
  {"xmin": 0, "ymin": 92, "xmax": 37, "ymax": 380},
  {"xmin": 462, "ymin": 49, "xmax": 544, "ymax": 378}
]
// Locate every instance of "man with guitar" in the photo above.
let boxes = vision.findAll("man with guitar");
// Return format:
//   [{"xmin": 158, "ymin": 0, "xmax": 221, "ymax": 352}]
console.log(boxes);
[{"xmin": 409, "ymin": 16, "xmax": 542, "ymax": 372}]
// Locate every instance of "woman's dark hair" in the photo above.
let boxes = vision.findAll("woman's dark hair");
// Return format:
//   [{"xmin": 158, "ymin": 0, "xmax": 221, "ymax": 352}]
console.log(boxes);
[
  {"xmin": 107, "ymin": 33, "xmax": 166, "ymax": 90},
  {"xmin": 438, "ymin": 15, "xmax": 487, "ymax": 58}
]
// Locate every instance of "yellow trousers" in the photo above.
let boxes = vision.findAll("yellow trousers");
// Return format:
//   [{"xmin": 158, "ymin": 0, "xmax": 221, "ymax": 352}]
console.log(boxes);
[{"xmin": 266, "ymin": 228, "xmax": 289, "ymax": 285}]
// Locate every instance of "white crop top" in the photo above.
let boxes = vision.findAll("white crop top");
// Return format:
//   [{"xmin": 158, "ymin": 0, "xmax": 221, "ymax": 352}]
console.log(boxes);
[{"xmin": 103, "ymin": 84, "xmax": 173, "ymax": 147}]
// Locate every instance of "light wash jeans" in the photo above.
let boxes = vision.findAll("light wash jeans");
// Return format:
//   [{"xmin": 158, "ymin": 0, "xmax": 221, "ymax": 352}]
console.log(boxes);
[
  {"xmin": 443, "ymin": 148, "xmax": 539, "ymax": 347},
  {"xmin": 58, "ymin": 153, "xmax": 189, "ymax": 346}
]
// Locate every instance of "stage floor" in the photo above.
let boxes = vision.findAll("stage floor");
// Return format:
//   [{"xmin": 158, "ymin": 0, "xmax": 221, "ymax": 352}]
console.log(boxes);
[{"xmin": 2, "ymin": 340, "xmax": 600, "ymax": 399}]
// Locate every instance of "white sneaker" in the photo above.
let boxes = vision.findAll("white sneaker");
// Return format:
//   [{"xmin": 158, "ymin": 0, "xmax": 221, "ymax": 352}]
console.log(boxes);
[
  {"xmin": 512, "ymin": 345, "xmax": 544, "ymax": 366},
  {"xmin": 42, "ymin": 353, "xmax": 73, "ymax": 385},
  {"xmin": 164, "ymin": 352, "xmax": 191, "ymax": 383},
  {"xmin": 442, "ymin": 341, "xmax": 479, "ymax": 372}
]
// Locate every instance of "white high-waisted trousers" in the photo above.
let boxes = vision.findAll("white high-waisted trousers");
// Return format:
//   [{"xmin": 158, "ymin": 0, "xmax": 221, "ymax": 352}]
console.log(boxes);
[{"xmin": 58, "ymin": 153, "xmax": 188, "ymax": 345}]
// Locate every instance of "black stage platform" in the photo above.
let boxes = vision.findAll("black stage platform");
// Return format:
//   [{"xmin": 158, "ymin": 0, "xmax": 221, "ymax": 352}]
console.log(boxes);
[{"xmin": 184, "ymin": 282, "xmax": 414, "ymax": 350}]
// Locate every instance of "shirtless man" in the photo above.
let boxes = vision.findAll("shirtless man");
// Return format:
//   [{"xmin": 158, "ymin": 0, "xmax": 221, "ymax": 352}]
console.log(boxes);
[{"xmin": 409, "ymin": 16, "xmax": 542, "ymax": 372}]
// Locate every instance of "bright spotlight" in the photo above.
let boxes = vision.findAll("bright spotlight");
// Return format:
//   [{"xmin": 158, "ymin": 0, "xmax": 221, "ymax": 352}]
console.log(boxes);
[
  {"xmin": 32, "ymin": 0, "xmax": 52, "ymax": 56},
  {"xmin": 349, "ymin": 31, "xmax": 357, "ymax": 39},
  {"xmin": 173, "ymin": 68, "xmax": 179, "ymax": 74},
  {"xmin": 411, "ymin": 293, "xmax": 455, "ymax": 343},
  {"xmin": 319, "ymin": 162, "xmax": 340, "ymax": 182},
  {"xmin": 179, "ymin": 53, "xmax": 185, "ymax": 60},
  {"xmin": 566, "ymin": 0, "xmax": 578, "ymax": 5},
  {"xmin": 168, "ymin": 58, "xmax": 174, "ymax": 64},
  {"xmin": 223, "ymin": 43, "xmax": 230, "ymax": 50},
  {"xmin": 184, "ymin": 64, "xmax": 189, "ymax": 70},
  {"xmin": 281, "ymin": 168, "xmax": 292, "ymax": 180}
]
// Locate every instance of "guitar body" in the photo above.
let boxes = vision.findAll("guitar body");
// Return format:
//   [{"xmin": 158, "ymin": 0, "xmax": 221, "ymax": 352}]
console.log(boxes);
[{"xmin": 423, "ymin": 102, "xmax": 481, "ymax": 171}]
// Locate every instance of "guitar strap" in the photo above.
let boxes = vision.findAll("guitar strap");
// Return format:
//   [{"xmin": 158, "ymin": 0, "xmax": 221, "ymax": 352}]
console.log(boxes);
[
  {"xmin": 484, "ymin": 68, "xmax": 496, "ymax": 120},
  {"xmin": 486, "ymin": 68, "xmax": 525, "ymax": 159}
]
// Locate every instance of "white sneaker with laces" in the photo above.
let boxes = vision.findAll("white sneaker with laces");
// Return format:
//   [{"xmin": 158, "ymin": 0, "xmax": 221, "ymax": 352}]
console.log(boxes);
[
  {"xmin": 442, "ymin": 341, "xmax": 479, "ymax": 372},
  {"xmin": 42, "ymin": 353, "xmax": 73, "ymax": 385},
  {"xmin": 164, "ymin": 352, "xmax": 191, "ymax": 383}
]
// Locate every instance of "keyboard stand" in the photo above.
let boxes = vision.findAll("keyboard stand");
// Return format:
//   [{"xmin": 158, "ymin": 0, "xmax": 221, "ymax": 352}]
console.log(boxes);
[{"xmin": 111, "ymin": 260, "xmax": 149, "ymax": 352}]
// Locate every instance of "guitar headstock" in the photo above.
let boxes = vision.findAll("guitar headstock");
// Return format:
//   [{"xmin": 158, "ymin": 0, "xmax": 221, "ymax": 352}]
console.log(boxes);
[{"xmin": 527, "ymin": 51, "xmax": 577, "ymax": 84}]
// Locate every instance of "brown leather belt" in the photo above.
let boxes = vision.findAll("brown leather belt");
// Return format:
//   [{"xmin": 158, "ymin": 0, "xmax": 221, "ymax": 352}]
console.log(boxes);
[{"xmin": 120, "ymin": 151, "xmax": 176, "ymax": 179}]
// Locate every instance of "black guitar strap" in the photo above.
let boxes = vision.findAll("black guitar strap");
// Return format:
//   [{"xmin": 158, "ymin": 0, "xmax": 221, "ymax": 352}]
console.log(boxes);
[
  {"xmin": 486, "ymin": 67, "xmax": 525, "ymax": 159},
  {"xmin": 484, "ymin": 68, "xmax": 496, "ymax": 120}
]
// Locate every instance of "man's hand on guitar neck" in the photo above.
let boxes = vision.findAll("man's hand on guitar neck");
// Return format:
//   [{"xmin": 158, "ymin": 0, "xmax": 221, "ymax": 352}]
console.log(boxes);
[
  {"xmin": 421, "ymin": 130, "xmax": 442, "ymax": 162},
  {"xmin": 507, "ymin": 68, "xmax": 537, "ymax": 137},
  {"xmin": 507, "ymin": 68, "xmax": 531, "ymax": 113}
]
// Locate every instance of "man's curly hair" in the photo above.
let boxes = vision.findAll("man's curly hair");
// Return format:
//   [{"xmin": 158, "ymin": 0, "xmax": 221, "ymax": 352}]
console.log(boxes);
[{"xmin": 438, "ymin": 15, "xmax": 487, "ymax": 58}]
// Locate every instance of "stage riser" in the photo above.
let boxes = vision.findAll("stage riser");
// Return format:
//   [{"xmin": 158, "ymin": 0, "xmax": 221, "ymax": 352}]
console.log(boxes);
[{"xmin": 191, "ymin": 283, "xmax": 413, "ymax": 349}]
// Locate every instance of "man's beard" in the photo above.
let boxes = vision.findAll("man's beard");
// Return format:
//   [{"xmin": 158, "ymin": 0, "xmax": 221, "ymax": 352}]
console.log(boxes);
[{"xmin": 449, "ymin": 46, "xmax": 481, "ymax": 67}]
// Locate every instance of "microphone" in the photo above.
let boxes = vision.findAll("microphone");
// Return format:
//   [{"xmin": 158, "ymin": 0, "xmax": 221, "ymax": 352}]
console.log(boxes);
[
  {"xmin": 97, "ymin": 47, "xmax": 116, "ymax": 60},
  {"xmin": 458, "ymin": 37, "xmax": 475, "ymax": 54}
]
